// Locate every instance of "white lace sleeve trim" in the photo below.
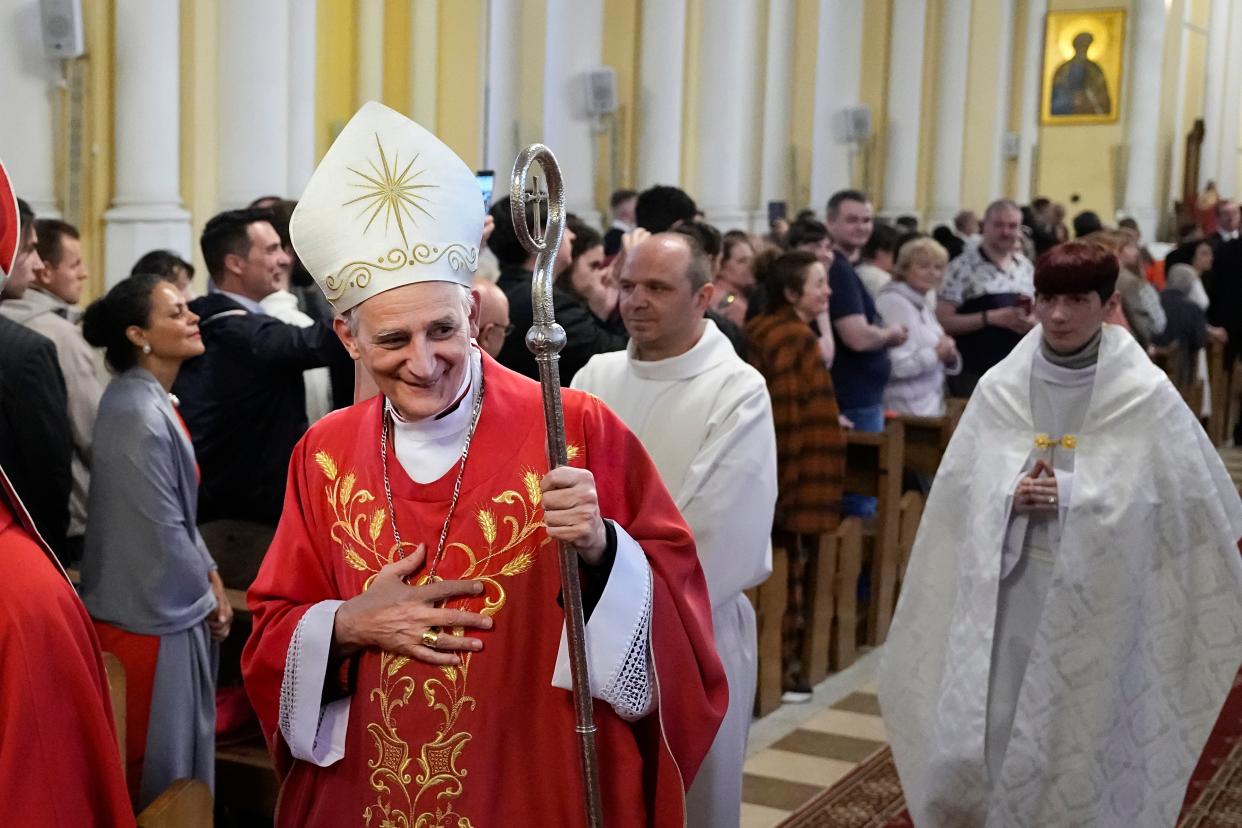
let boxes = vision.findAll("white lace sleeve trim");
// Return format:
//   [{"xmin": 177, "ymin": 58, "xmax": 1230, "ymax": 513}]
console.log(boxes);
[
  {"xmin": 278, "ymin": 599, "xmax": 351, "ymax": 766},
  {"xmin": 552, "ymin": 522, "xmax": 656, "ymax": 721}
]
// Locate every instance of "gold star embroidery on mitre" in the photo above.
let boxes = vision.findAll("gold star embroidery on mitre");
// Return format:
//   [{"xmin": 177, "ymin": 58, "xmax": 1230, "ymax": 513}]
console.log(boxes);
[{"xmin": 343, "ymin": 133, "xmax": 438, "ymax": 248}]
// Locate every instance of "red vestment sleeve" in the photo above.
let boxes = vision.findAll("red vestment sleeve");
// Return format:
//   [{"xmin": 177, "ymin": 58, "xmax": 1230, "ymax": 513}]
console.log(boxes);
[
  {"xmin": 0, "ymin": 507, "xmax": 135, "ymax": 827},
  {"xmin": 573, "ymin": 390, "xmax": 730, "ymax": 791},
  {"xmin": 242, "ymin": 436, "xmax": 344, "ymax": 772}
]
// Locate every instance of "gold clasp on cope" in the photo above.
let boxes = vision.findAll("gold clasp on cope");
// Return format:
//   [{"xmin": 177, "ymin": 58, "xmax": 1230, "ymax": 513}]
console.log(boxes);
[{"xmin": 1033, "ymin": 433, "xmax": 1078, "ymax": 450}]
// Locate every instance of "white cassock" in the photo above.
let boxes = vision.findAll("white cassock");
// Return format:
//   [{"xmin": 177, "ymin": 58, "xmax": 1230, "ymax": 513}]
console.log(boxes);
[
  {"xmin": 574, "ymin": 320, "xmax": 777, "ymax": 828},
  {"xmin": 880, "ymin": 324, "xmax": 1242, "ymax": 827}
]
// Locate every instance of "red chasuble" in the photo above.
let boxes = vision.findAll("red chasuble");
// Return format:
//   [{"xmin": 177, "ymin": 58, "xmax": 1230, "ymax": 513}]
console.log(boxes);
[
  {"xmin": 0, "ymin": 471, "xmax": 135, "ymax": 827},
  {"xmin": 243, "ymin": 354, "xmax": 728, "ymax": 827}
]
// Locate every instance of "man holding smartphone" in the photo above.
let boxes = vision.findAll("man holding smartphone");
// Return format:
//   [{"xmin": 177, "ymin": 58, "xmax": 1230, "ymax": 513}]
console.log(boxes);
[{"xmin": 936, "ymin": 199, "xmax": 1036, "ymax": 396}]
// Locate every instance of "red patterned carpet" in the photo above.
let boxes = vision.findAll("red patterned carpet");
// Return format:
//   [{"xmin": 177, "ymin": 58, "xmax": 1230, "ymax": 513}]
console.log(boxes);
[
  {"xmin": 780, "ymin": 670, "xmax": 1242, "ymax": 827},
  {"xmin": 1179, "ymin": 670, "xmax": 1242, "ymax": 826}
]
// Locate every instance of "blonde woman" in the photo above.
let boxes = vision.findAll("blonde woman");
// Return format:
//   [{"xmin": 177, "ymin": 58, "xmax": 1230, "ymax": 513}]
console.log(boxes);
[{"xmin": 876, "ymin": 237, "xmax": 961, "ymax": 416}]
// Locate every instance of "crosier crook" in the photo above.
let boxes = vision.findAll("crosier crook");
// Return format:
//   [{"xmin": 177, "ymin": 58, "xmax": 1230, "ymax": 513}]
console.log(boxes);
[{"xmin": 509, "ymin": 144, "xmax": 605, "ymax": 828}]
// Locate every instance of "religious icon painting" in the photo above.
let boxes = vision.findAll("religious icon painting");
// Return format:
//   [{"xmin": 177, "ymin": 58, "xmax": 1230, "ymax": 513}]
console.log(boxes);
[{"xmin": 1040, "ymin": 8, "xmax": 1125, "ymax": 125}]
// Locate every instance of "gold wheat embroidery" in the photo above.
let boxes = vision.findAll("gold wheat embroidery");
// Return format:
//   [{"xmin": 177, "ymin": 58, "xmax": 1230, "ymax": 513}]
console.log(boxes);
[{"xmin": 314, "ymin": 452, "xmax": 568, "ymax": 827}]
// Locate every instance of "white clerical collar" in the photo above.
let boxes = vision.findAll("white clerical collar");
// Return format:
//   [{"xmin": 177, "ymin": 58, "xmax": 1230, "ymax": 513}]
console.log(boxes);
[
  {"xmin": 626, "ymin": 319, "xmax": 733, "ymax": 381},
  {"xmin": 387, "ymin": 348, "xmax": 480, "ymax": 442},
  {"xmin": 1221, "ymin": 230, "xmax": 1240, "ymax": 241}
]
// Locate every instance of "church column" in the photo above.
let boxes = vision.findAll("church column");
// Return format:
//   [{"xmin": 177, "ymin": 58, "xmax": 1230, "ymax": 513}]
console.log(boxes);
[
  {"xmin": 635, "ymin": 0, "xmax": 687, "ymax": 189},
  {"xmin": 1167, "ymin": 0, "xmax": 1194, "ymax": 212},
  {"xmin": 881, "ymin": 0, "xmax": 928, "ymax": 220},
  {"xmin": 217, "ymin": 0, "xmax": 290, "ymax": 207},
  {"xmin": 410, "ymin": 0, "xmax": 439, "ymax": 129},
  {"xmin": 929, "ymin": 0, "xmax": 972, "ymax": 225},
  {"xmin": 0, "ymin": 1, "xmax": 58, "ymax": 217},
  {"xmin": 1121, "ymin": 0, "xmax": 1167, "ymax": 239},
  {"xmin": 1215, "ymin": 4, "xmax": 1242, "ymax": 198},
  {"xmin": 1014, "ymin": 0, "xmax": 1047, "ymax": 204},
  {"xmin": 484, "ymin": 0, "xmax": 521, "ymax": 176},
  {"xmin": 809, "ymin": 0, "xmax": 864, "ymax": 212},
  {"xmin": 543, "ymin": 0, "xmax": 604, "ymax": 223},
  {"xmin": 1199, "ymin": 0, "xmax": 1230, "ymax": 190},
  {"xmin": 758, "ymin": 0, "xmax": 796, "ymax": 212},
  {"xmin": 988, "ymin": 0, "xmax": 1016, "ymax": 202},
  {"xmin": 287, "ymin": 0, "xmax": 318, "ymax": 197},
  {"xmin": 356, "ymin": 0, "xmax": 384, "ymax": 104},
  {"xmin": 103, "ymin": 0, "xmax": 190, "ymax": 287},
  {"xmin": 691, "ymin": 0, "xmax": 763, "ymax": 229}
]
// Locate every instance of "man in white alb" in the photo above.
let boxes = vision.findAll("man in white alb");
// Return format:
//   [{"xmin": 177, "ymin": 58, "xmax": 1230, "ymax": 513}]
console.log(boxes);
[{"xmin": 574, "ymin": 233, "xmax": 777, "ymax": 828}]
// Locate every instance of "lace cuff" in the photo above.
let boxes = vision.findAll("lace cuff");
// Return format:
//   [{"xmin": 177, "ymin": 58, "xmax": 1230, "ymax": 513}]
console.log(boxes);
[
  {"xmin": 278, "ymin": 599, "xmax": 351, "ymax": 766},
  {"xmin": 552, "ymin": 522, "xmax": 656, "ymax": 721}
]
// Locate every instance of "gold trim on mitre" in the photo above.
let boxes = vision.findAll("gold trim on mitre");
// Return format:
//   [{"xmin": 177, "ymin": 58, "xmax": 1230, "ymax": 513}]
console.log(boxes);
[{"xmin": 291, "ymin": 101, "xmax": 483, "ymax": 313}]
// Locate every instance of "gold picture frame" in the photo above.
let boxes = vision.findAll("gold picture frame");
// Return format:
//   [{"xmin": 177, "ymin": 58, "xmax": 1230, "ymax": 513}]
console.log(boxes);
[{"xmin": 1040, "ymin": 8, "xmax": 1125, "ymax": 125}]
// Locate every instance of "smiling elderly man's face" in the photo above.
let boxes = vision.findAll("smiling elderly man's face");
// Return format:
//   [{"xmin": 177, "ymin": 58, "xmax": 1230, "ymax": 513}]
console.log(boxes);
[{"xmin": 334, "ymin": 281, "xmax": 481, "ymax": 420}]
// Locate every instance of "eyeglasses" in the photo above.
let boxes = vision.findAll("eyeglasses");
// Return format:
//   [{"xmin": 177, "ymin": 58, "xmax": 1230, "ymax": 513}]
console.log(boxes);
[{"xmin": 482, "ymin": 322, "xmax": 515, "ymax": 337}]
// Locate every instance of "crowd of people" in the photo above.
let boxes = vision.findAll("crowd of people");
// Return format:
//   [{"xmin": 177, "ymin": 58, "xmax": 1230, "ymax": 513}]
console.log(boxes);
[{"xmin": 5, "ymin": 95, "xmax": 1242, "ymax": 826}]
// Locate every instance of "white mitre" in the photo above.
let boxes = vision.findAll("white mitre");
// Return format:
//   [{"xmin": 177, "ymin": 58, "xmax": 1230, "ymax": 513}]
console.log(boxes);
[{"xmin": 290, "ymin": 101, "xmax": 483, "ymax": 312}]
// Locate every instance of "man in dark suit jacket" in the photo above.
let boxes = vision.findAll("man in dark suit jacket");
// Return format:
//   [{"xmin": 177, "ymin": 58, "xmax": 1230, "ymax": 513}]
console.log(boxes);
[
  {"xmin": 0, "ymin": 200, "xmax": 72, "ymax": 556},
  {"xmin": 1207, "ymin": 200, "xmax": 1242, "ymax": 257},
  {"xmin": 173, "ymin": 209, "xmax": 348, "ymax": 525},
  {"xmin": 1206, "ymin": 236, "xmax": 1242, "ymax": 443}
]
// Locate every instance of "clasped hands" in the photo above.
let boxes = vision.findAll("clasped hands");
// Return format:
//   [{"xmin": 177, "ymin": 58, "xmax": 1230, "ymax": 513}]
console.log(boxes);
[
  {"xmin": 332, "ymin": 466, "xmax": 606, "ymax": 666},
  {"xmin": 1013, "ymin": 459, "xmax": 1059, "ymax": 516}
]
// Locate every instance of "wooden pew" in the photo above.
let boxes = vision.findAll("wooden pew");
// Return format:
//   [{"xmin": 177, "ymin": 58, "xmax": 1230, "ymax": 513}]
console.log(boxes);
[
  {"xmin": 103, "ymin": 653, "xmax": 215, "ymax": 826},
  {"xmin": 102, "ymin": 652, "xmax": 126, "ymax": 766},
  {"xmin": 829, "ymin": 518, "xmax": 863, "ymax": 671},
  {"xmin": 136, "ymin": 779, "xmax": 214, "ymax": 828},
  {"xmin": 213, "ymin": 584, "xmax": 282, "ymax": 821},
  {"xmin": 82, "ymin": 558, "xmax": 278, "ymax": 820},
  {"xmin": 215, "ymin": 738, "xmax": 281, "ymax": 820},
  {"xmin": 844, "ymin": 420, "xmax": 905, "ymax": 645},
  {"xmin": 1208, "ymin": 338, "xmax": 1229, "ymax": 445},
  {"xmin": 894, "ymin": 414, "xmax": 953, "ymax": 480},
  {"xmin": 800, "ymin": 532, "xmax": 836, "ymax": 687},
  {"xmin": 896, "ymin": 490, "xmax": 924, "ymax": 592},
  {"xmin": 748, "ymin": 546, "xmax": 788, "ymax": 717},
  {"xmin": 1151, "ymin": 343, "xmax": 1205, "ymax": 415},
  {"xmin": 198, "ymin": 519, "xmax": 275, "ymax": 590}
]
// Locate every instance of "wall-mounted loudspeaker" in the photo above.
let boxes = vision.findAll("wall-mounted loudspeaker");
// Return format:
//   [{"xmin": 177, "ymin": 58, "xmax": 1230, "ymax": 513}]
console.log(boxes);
[
  {"xmin": 38, "ymin": 0, "xmax": 85, "ymax": 59},
  {"xmin": 840, "ymin": 105, "xmax": 873, "ymax": 143},
  {"xmin": 584, "ymin": 67, "xmax": 618, "ymax": 118},
  {"xmin": 1002, "ymin": 131, "xmax": 1022, "ymax": 160}
]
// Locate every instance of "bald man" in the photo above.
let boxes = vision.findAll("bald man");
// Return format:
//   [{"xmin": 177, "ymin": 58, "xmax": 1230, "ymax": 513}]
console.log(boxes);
[{"xmin": 473, "ymin": 275, "xmax": 511, "ymax": 358}]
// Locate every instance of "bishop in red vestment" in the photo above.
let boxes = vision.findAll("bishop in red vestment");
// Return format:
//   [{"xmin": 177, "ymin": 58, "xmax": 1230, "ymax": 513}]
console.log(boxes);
[
  {"xmin": 241, "ymin": 102, "xmax": 727, "ymax": 827},
  {"xmin": 0, "ymin": 155, "xmax": 134, "ymax": 827},
  {"xmin": 0, "ymin": 468, "xmax": 135, "ymax": 827}
]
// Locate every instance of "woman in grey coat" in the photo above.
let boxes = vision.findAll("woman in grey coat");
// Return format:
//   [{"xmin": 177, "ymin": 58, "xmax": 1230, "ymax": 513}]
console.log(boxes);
[{"xmin": 80, "ymin": 273, "xmax": 232, "ymax": 808}]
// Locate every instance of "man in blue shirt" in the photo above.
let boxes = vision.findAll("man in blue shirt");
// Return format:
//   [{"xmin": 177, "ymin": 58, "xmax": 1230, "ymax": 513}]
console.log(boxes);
[{"xmin": 825, "ymin": 190, "xmax": 906, "ymax": 517}]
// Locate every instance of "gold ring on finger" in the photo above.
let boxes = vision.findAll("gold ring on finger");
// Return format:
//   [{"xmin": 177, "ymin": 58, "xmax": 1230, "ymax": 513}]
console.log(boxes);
[{"xmin": 421, "ymin": 628, "xmax": 441, "ymax": 648}]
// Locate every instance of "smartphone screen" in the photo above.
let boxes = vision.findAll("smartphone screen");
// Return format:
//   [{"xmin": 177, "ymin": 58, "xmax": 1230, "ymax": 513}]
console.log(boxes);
[
  {"xmin": 476, "ymin": 170, "xmax": 495, "ymax": 210},
  {"xmin": 767, "ymin": 200, "xmax": 787, "ymax": 226}
]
